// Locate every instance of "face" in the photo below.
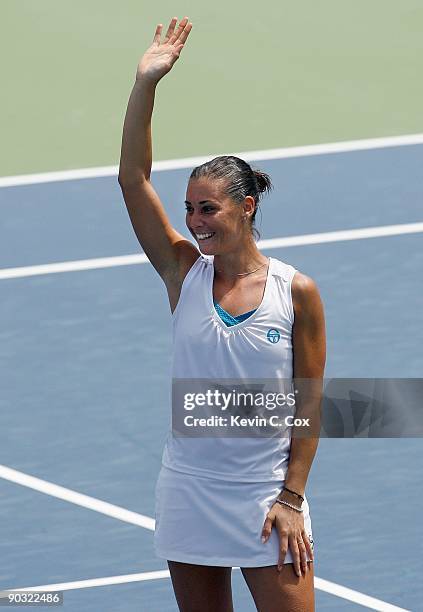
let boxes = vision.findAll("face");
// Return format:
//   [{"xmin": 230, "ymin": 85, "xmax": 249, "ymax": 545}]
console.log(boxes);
[{"xmin": 185, "ymin": 177, "xmax": 254, "ymax": 255}]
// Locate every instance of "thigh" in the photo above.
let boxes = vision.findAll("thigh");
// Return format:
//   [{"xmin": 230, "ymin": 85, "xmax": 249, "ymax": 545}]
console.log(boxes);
[
  {"xmin": 168, "ymin": 560, "xmax": 234, "ymax": 612},
  {"xmin": 240, "ymin": 562, "xmax": 315, "ymax": 612}
]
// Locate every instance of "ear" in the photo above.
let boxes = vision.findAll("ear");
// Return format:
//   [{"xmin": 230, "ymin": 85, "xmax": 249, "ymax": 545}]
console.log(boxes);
[{"xmin": 242, "ymin": 195, "xmax": 256, "ymax": 219}]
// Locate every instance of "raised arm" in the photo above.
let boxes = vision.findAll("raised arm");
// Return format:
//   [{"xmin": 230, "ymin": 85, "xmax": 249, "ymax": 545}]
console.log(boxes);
[{"xmin": 118, "ymin": 17, "xmax": 199, "ymax": 298}]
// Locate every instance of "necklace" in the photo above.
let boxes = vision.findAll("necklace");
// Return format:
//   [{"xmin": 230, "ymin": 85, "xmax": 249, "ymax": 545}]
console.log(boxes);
[{"xmin": 214, "ymin": 258, "xmax": 268, "ymax": 277}]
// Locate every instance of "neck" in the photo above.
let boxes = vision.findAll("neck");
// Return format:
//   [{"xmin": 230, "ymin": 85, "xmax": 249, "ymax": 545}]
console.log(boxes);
[{"xmin": 213, "ymin": 243, "xmax": 268, "ymax": 279}]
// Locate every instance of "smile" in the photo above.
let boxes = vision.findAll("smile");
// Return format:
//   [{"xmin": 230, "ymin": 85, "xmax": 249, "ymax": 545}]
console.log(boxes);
[{"xmin": 196, "ymin": 232, "xmax": 215, "ymax": 240}]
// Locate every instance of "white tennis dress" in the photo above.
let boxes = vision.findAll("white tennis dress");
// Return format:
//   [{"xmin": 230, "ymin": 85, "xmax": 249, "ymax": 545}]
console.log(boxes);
[{"xmin": 154, "ymin": 255, "xmax": 313, "ymax": 567}]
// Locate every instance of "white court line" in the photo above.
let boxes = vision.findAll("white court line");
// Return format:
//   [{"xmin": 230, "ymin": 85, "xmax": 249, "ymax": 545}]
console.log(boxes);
[
  {"xmin": 0, "ymin": 571, "xmax": 410, "ymax": 611},
  {"xmin": 0, "ymin": 253, "xmax": 149, "ymax": 280},
  {"xmin": 0, "ymin": 132, "xmax": 422, "ymax": 187},
  {"xmin": 313, "ymin": 578, "xmax": 410, "ymax": 612},
  {"xmin": 1, "ymin": 222, "xmax": 422, "ymax": 281},
  {"xmin": 0, "ymin": 465, "xmax": 154, "ymax": 531}
]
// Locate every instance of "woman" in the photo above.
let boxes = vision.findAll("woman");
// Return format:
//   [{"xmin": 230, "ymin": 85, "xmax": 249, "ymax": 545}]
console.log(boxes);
[{"xmin": 119, "ymin": 17, "xmax": 326, "ymax": 612}]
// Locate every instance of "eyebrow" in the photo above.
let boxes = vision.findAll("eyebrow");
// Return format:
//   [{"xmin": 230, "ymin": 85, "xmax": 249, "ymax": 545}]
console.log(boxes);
[{"xmin": 184, "ymin": 200, "xmax": 217, "ymax": 205}]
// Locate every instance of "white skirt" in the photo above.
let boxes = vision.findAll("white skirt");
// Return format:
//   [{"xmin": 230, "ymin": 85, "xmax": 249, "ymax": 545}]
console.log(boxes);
[{"xmin": 154, "ymin": 465, "xmax": 313, "ymax": 567}]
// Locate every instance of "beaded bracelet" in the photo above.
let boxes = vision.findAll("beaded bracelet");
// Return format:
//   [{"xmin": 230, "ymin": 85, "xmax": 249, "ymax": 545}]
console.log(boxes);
[
  {"xmin": 276, "ymin": 499, "xmax": 303, "ymax": 513},
  {"xmin": 283, "ymin": 486, "xmax": 304, "ymax": 503}
]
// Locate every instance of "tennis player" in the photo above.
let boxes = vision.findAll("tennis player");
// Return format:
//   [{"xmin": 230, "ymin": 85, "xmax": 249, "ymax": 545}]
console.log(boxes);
[{"xmin": 118, "ymin": 17, "xmax": 326, "ymax": 612}]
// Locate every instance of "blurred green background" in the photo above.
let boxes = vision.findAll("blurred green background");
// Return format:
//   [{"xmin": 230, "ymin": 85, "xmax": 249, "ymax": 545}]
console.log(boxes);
[{"xmin": 1, "ymin": 0, "xmax": 422, "ymax": 176}]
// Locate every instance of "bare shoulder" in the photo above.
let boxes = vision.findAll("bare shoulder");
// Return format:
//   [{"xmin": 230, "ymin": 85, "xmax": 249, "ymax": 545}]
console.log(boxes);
[
  {"xmin": 291, "ymin": 271, "xmax": 326, "ymax": 375},
  {"xmin": 291, "ymin": 271, "xmax": 324, "ymax": 317}
]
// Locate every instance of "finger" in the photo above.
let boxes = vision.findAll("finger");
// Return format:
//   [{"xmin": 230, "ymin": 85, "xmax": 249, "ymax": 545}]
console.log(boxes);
[
  {"xmin": 168, "ymin": 16, "xmax": 189, "ymax": 44},
  {"xmin": 303, "ymin": 533, "xmax": 314, "ymax": 561},
  {"xmin": 288, "ymin": 535, "xmax": 302, "ymax": 577},
  {"xmin": 303, "ymin": 531, "xmax": 314, "ymax": 562},
  {"xmin": 153, "ymin": 24, "xmax": 163, "ymax": 44},
  {"xmin": 178, "ymin": 21, "xmax": 193, "ymax": 46},
  {"xmin": 277, "ymin": 533, "xmax": 288, "ymax": 571},
  {"xmin": 297, "ymin": 538, "xmax": 308, "ymax": 574},
  {"xmin": 261, "ymin": 517, "xmax": 273, "ymax": 543},
  {"xmin": 175, "ymin": 44, "xmax": 184, "ymax": 58},
  {"xmin": 164, "ymin": 17, "xmax": 178, "ymax": 42}
]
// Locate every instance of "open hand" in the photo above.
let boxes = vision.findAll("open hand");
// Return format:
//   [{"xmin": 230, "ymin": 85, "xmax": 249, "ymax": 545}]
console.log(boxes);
[
  {"xmin": 261, "ymin": 501, "xmax": 314, "ymax": 577},
  {"xmin": 136, "ymin": 17, "xmax": 193, "ymax": 84}
]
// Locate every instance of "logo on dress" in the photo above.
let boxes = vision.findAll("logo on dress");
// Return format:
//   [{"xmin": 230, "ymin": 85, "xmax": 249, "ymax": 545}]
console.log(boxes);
[{"xmin": 267, "ymin": 328, "xmax": 280, "ymax": 343}]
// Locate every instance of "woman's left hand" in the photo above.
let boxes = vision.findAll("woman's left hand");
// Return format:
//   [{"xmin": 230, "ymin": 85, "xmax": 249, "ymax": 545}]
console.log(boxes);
[{"xmin": 261, "ymin": 501, "xmax": 314, "ymax": 577}]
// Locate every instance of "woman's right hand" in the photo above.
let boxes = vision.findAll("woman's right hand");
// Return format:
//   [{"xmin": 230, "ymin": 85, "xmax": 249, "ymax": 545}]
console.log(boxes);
[{"xmin": 136, "ymin": 17, "xmax": 193, "ymax": 85}]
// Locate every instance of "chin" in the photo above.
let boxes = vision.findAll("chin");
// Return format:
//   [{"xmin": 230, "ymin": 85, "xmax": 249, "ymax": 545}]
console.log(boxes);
[
  {"xmin": 199, "ymin": 245, "xmax": 217, "ymax": 256},
  {"xmin": 195, "ymin": 239, "xmax": 219, "ymax": 256}
]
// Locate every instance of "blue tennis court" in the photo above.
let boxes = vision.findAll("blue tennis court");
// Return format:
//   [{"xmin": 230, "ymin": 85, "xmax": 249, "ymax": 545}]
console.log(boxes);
[{"xmin": 1, "ymin": 141, "xmax": 422, "ymax": 610}]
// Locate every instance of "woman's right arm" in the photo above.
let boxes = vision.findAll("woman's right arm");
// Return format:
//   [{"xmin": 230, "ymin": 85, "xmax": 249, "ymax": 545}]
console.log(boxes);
[{"xmin": 118, "ymin": 18, "xmax": 199, "ymax": 297}]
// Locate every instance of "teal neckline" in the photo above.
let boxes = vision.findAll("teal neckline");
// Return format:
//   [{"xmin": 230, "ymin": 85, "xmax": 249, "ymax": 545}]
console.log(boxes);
[{"xmin": 213, "ymin": 301, "xmax": 257, "ymax": 327}]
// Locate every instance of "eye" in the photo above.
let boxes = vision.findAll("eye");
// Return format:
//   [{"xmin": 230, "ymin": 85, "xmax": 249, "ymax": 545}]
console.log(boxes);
[{"xmin": 185, "ymin": 206, "xmax": 193, "ymax": 214}]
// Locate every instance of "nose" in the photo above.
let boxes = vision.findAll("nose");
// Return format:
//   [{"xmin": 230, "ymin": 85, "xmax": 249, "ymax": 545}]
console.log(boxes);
[{"xmin": 187, "ymin": 209, "xmax": 206, "ymax": 230}]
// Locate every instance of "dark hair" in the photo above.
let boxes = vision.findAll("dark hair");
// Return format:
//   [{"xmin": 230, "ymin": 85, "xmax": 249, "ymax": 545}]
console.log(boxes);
[{"xmin": 189, "ymin": 155, "xmax": 273, "ymax": 240}]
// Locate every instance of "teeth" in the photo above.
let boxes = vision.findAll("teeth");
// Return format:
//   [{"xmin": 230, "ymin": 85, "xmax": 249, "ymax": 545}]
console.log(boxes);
[{"xmin": 196, "ymin": 232, "xmax": 215, "ymax": 240}]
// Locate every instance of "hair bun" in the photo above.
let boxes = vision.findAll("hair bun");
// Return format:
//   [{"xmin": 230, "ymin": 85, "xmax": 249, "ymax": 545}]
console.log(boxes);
[{"xmin": 253, "ymin": 169, "xmax": 273, "ymax": 196}]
